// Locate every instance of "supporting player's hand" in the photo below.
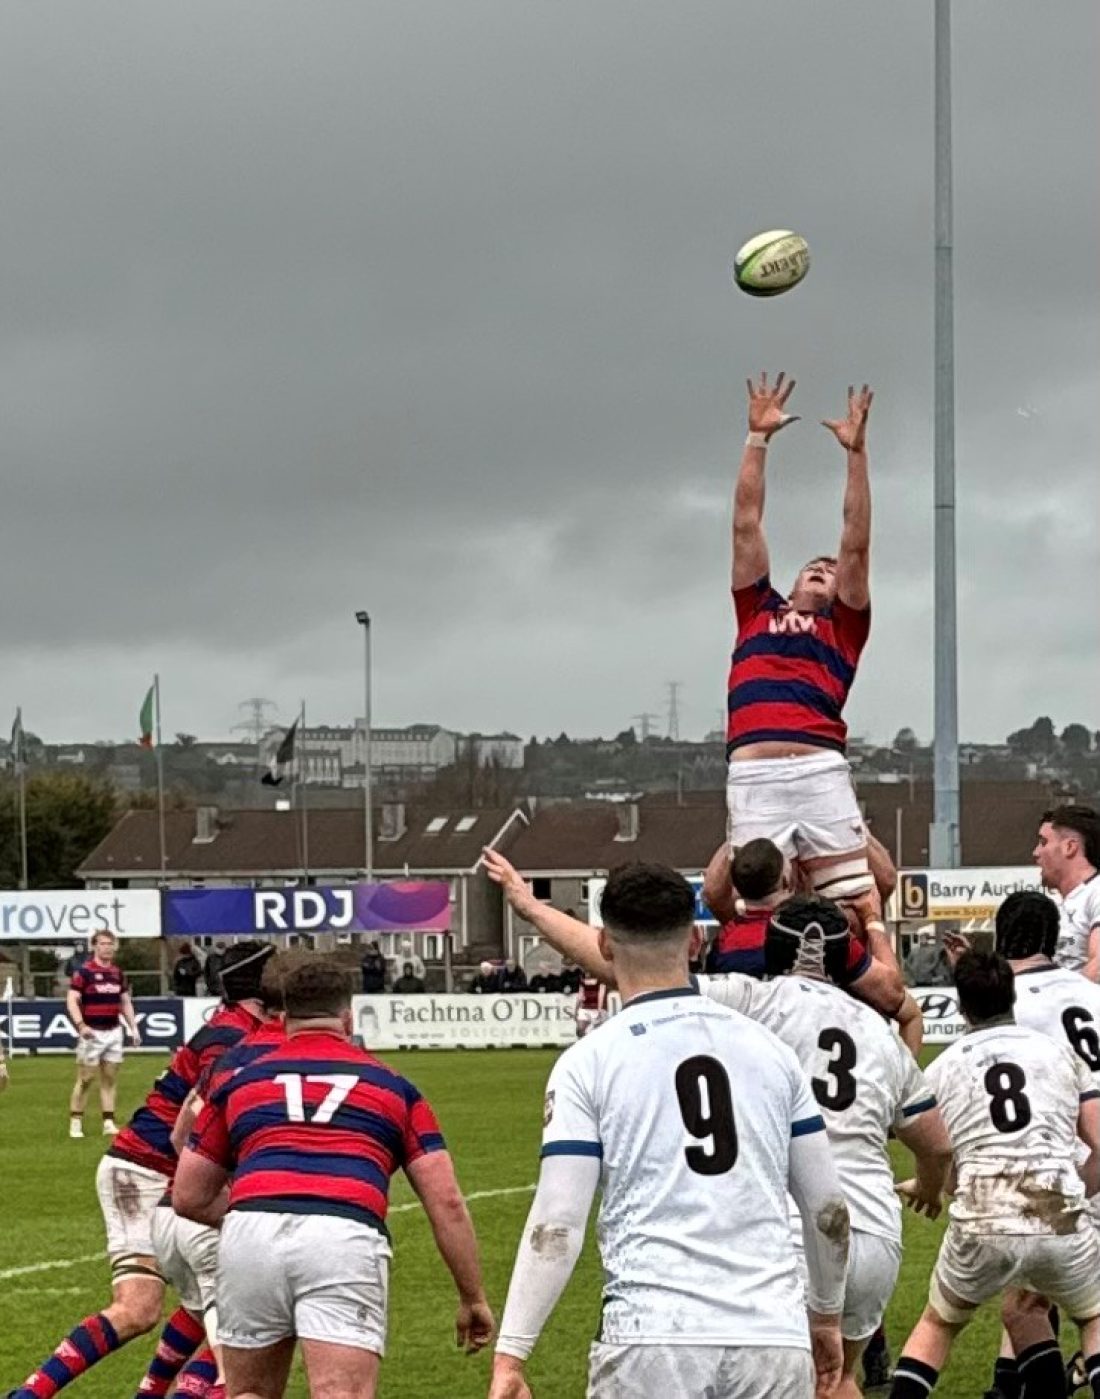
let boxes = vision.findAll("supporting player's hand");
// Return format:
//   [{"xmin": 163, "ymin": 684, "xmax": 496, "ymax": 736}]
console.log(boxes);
[
  {"xmin": 896, "ymin": 1177, "xmax": 943, "ymax": 1220},
  {"xmin": 746, "ymin": 370, "xmax": 799, "ymax": 438},
  {"xmin": 822, "ymin": 384, "xmax": 873, "ymax": 453},
  {"xmin": 487, "ymin": 1355, "xmax": 532, "ymax": 1399},
  {"xmin": 808, "ymin": 1311, "xmax": 843, "ymax": 1396},
  {"xmin": 482, "ymin": 849, "xmax": 539, "ymax": 920},
  {"xmin": 456, "ymin": 1297, "xmax": 495, "ymax": 1354}
]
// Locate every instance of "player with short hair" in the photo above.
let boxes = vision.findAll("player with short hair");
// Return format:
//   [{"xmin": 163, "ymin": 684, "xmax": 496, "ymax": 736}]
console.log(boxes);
[
  {"xmin": 726, "ymin": 374, "xmax": 876, "ymax": 920},
  {"xmin": 1033, "ymin": 805, "xmax": 1100, "ymax": 980},
  {"xmin": 7, "ymin": 941, "xmax": 275, "ymax": 1399},
  {"xmin": 490, "ymin": 862, "xmax": 849, "ymax": 1399},
  {"xmin": 694, "ymin": 895, "xmax": 951, "ymax": 1398},
  {"xmin": 66, "ymin": 929, "xmax": 140, "ymax": 1139},
  {"xmin": 890, "ymin": 950, "xmax": 1100, "ymax": 1399},
  {"xmin": 174, "ymin": 957, "xmax": 493, "ymax": 1399}
]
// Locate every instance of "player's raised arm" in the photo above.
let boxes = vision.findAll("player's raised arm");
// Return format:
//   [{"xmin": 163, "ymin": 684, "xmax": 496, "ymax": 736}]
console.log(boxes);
[
  {"xmin": 483, "ymin": 849, "xmax": 616, "ymax": 983},
  {"xmin": 732, "ymin": 371, "xmax": 798, "ymax": 591},
  {"xmin": 824, "ymin": 384, "xmax": 873, "ymax": 610}
]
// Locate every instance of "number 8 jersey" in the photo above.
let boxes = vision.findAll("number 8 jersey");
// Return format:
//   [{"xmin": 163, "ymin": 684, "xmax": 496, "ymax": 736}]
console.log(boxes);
[{"xmin": 924, "ymin": 1023, "xmax": 1098, "ymax": 1236}]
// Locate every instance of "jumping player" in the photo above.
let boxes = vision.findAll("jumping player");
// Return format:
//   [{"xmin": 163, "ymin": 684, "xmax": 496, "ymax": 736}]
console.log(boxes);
[
  {"xmin": 66, "ymin": 929, "xmax": 140, "ymax": 1139},
  {"xmin": 727, "ymin": 373, "xmax": 876, "ymax": 918}
]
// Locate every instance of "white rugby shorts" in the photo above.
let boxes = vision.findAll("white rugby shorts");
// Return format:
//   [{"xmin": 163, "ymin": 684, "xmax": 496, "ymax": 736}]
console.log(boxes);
[
  {"xmin": 95, "ymin": 1156, "xmax": 168, "ymax": 1265},
  {"xmin": 151, "ymin": 1205, "xmax": 219, "ymax": 1321},
  {"xmin": 931, "ymin": 1223, "xmax": 1100, "ymax": 1324},
  {"xmin": 218, "ymin": 1211, "xmax": 391, "ymax": 1353},
  {"xmin": 76, "ymin": 1026, "xmax": 125, "ymax": 1067},
  {"xmin": 793, "ymin": 1225, "xmax": 900, "ymax": 1342},
  {"xmin": 726, "ymin": 750, "xmax": 866, "ymax": 866},
  {"xmin": 586, "ymin": 1342, "xmax": 813, "ymax": 1398}
]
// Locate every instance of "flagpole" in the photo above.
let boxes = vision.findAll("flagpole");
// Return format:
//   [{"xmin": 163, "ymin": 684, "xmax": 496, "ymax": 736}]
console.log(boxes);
[
  {"xmin": 154, "ymin": 674, "xmax": 168, "ymax": 880},
  {"xmin": 298, "ymin": 699, "xmax": 310, "ymax": 884},
  {"xmin": 17, "ymin": 762, "xmax": 28, "ymax": 891}
]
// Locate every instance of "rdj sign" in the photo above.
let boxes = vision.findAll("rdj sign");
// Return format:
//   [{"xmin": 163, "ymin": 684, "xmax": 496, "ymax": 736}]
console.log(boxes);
[{"xmin": 164, "ymin": 883, "xmax": 451, "ymax": 937}]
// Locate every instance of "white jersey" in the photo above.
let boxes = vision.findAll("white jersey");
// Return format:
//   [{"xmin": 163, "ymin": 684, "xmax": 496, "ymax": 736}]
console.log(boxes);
[
  {"xmin": 696, "ymin": 972, "xmax": 934, "ymax": 1239},
  {"xmin": 925, "ymin": 1023, "xmax": 1096, "ymax": 1235},
  {"xmin": 1053, "ymin": 876, "xmax": 1100, "ymax": 974},
  {"xmin": 541, "ymin": 984, "xmax": 824, "ymax": 1348},
  {"xmin": 1013, "ymin": 963, "xmax": 1100, "ymax": 1089}
]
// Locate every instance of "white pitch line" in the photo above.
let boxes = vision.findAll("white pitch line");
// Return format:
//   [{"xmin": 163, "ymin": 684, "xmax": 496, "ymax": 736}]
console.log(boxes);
[{"xmin": 8, "ymin": 1184, "xmax": 537, "ymax": 1285}]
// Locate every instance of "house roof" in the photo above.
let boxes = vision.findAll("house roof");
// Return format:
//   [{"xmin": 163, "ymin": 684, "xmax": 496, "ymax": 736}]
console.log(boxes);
[{"xmin": 78, "ymin": 805, "xmax": 526, "ymax": 879}]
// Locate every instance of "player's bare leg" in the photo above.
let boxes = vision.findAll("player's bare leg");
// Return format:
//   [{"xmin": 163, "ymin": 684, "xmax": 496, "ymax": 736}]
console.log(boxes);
[
  {"xmin": 887, "ymin": 1298, "xmax": 968, "ymax": 1397},
  {"xmin": 222, "ymin": 1338, "xmax": 295, "ymax": 1399},
  {"xmin": 69, "ymin": 1065, "xmax": 97, "ymax": 1137},
  {"xmin": 299, "ymin": 1339, "xmax": 381, "ymax": 1399},
  {"xmin": 98, "ymin": 1060, "xmax": 121, "ymax": 1132}
]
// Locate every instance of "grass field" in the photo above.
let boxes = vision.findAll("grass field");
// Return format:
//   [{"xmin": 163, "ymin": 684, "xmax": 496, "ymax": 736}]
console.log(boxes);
[{"xmin": 0, "ymin": 1049, "xmax": 1010, "ymax": 1397}]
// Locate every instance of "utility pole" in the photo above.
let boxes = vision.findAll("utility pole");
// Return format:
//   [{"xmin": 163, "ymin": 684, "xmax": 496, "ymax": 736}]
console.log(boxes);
[
  {"xmin": 665, "ymin": 682, "xmax": 682, "ymax": 741},
  {"xmin": 632, "ymin": 713, "xmax": 659, "ymax": 741},
  {"xmin": 233, "ymin": 698, "xmax": 279, "ymax": 746}
]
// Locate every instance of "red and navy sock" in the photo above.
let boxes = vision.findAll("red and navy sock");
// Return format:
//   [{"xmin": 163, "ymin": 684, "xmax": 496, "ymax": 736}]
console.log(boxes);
[
  {"xmin": 12, "ymin": 1313, "xmax": 122, "ymax": 1398},
  {"xmin": 175, "ymin": 1347, "xmax": 219, "ymax": 1397},
  {"xmin": 889, "ymin": 1357, "xmax": 939, "ymax": 1398},
  {"xmin": 134, "ymin": 1306, "xmax": 205, "ymax": 1397}
]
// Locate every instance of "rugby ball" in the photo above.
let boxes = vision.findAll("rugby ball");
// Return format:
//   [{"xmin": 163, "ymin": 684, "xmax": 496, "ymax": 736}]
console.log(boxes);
[{"xmin": 733, "ymin": 229, "xmax": 811, "ymax": 297}]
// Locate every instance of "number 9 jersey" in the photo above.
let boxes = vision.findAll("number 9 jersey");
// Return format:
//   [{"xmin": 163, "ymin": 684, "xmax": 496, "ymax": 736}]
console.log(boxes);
[{"xmin": 924, "ymin": 1023, "xmax": 1098, "ymax": 1236}]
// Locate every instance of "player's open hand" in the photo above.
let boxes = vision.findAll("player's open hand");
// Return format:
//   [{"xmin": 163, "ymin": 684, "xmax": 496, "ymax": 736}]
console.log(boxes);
[
  {"xmin": 746, "ymin": 371, "xmax": 799, "ymax": 438},
  {"xmin": 896, "ymin": 1177, "xmax": 942, "ymax": 1220},
  {"xmin": 487, "ymin": 1356, "xmax": 533, "ymax": 1399},
  {"xmin": 822, "ymin": 384, "xmax": 873, "ymax": 452},
  {"xmin": 808, "ymin": 1312, "xmax": 843, "ymax": 1396},
  {"xmin": 482, "ymin": 849, "xmax": 538, "ymax": 919},
  {"xmin": 457, "ymin": 1297, "xmax": 495, "ymax": 1354},
  {"xmin": 942, "ymin": 932, "xmax": 971, "ymax": 968}
]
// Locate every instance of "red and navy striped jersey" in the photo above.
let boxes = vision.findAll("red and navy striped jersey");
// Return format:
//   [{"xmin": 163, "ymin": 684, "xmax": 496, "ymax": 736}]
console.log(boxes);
[
  {"xmin": 190, "ymin": 1029, "xmax": 446, "ymax": 1233},
  {"xmin": 727, "ymin": 574, "xmax": 870, "ymax": 755},
  {"xmin": 70, "ymin": 959, "xmax": 129, "ymax": 1031},
  {"xmin": 707, "ymin": 907, "xmax": 871, "ymax": 985},
  {"xmin": 110, "ymin": 1003, "xmax": 264, "ymax": 1178},
  {"xmin": 197, "ymin": 1018, "xmax": 288, "ymax": 1102}
]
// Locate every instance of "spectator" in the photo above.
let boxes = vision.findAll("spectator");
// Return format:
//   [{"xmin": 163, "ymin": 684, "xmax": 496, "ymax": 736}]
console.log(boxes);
[
  {"xmin": 469, "ymin": 960, "xmax": 501, "ymax": 994},
  {"xmin": 904, "ymin": 927, "xmax": 952, "ymax": 987},
  {"xmin": 499, "ymin": 958, "xmax": 528, "ymax": 992},
  {"xmin": 63, "ymin": 943, "xmax": 89, "ymax": 979},
  {"xmin": 395, "ymin": 939, "xmax": 426, "ymax": 982},
  {"xmin": 360, "ymin": 941, "xmax": 387, "ymax": 994},
  {"xmin": 202, "ymin": 941, "xmax": 226, "ymax": 997},
  {"xmin": 528, "ymin": 963, "xmax": 562, "ymax": 994},
  {"xmin": 171, "ymin": 941, "xmax": 203, "ymax": 997},
  {"xmin": 392, "ymin": 961, "xmax": 426, "ymax": 994},
  {"xmin": 558, "ymin": 959, "xmax": 582, "ymax": 995}
]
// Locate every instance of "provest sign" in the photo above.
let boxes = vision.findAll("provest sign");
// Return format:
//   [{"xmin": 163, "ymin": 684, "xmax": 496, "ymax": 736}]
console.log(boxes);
[
  {"xmin": 0, "ymin": 997, "xmax": 184, "ymax": 1052},
  {"xmin": 893, "ymin": 868, "xmax": 1043, "ymax": 922},
  {"xmin": 163, "ymin": 883, "xmax": 451, "ymax": 938},
  {"xmin": 0, "ymin": 891, "xmax": 161, "ymax": 942}
]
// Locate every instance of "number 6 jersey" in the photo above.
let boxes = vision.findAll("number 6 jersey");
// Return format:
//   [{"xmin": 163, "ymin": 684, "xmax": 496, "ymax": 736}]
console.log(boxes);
[{"xmin": 924, "ymin": 1023, "xmax": 1098, "ymax": 1236}]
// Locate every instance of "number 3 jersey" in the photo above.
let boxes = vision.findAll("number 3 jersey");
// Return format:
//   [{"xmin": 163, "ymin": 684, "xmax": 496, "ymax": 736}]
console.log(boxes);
[
  {"xmin": 695, "ymin": 973, "xmax": 935, "ymax": 1241},
  {"xmin": 189, "ymin": 1028, "xmax": 446, "ymax": 1233},
  {"xmin": 541, "ymin": 985, "xmax": 826, "ymax": 1348},
  {"xmin": 924, "ymin": 1024, "xmax": 1098, "ymax": 1236}
]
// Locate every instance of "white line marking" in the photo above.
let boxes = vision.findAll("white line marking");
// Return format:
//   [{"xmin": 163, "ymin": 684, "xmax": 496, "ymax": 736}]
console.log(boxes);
[{"xmin": 2, "ymin": 1184, "xmax": 536, "ymax": 1282}]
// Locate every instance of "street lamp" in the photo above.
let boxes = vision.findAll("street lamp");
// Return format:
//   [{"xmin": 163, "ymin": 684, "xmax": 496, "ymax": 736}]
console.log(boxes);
[{"xmin": 355, "ymin": 611, "xmax": 374, "ymax": 882}]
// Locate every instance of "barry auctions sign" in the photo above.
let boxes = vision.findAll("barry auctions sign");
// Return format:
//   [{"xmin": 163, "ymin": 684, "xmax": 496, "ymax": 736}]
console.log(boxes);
[
  {"xmin": 0, "ymin": 891, "xmax": 161, "ymax": 942},
  {"xmin": 164, "ymin": 883, "xmax": 451, "ymax": 938},
  {"xmin": 894, "ymin": 868, "xmax": 1042, "ymax": 922}
]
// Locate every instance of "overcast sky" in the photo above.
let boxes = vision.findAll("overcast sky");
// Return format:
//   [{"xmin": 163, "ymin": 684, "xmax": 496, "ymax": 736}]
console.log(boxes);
[{"xmin": 2, "ymin": 1, "xmax": 1097, "ymax": 747}]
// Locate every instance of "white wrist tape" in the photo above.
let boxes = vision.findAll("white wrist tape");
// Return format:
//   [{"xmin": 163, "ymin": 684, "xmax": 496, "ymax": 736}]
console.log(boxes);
[{"xmin": 745, "ymin": 431, "xmax": 768, "ymax": 449}]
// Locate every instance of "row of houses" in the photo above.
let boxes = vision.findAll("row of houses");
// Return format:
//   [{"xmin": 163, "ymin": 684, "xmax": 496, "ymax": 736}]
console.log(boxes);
[{"xmin": 76, "ymin": 779, "xmax": 1064, "ymax": 969}]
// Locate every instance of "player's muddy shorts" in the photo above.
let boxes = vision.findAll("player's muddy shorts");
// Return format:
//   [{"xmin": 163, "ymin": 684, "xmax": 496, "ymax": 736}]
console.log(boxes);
[
  {"xmin": 793, "ymin": 1226, "xmax": 900, "ymax": 1341},
  {"xmin": 95, "ymin": 1156, "xmax": 168, "ymax": 1278},
  {"xmin": 931, "ymin": 1223, "xmax": 1100, "ymax": 1323},
  {"xmin": 218, "ymin": 1211, "xmax": 392, "ymax": 1353},
  {"xmin": 77, "ymin": 1025, "xmax": 125, "ymax": 1067},
  {"xmin": 586, "ymin": 1342, "xmax": 813, "ymax": 1398},
  {"xmin": 726, "ymin": 751, "xmax": 871, "ymax": 899},
  {"xmin": 152, "ymin": 1204, "xmax": 219, "ymax": 1319}
]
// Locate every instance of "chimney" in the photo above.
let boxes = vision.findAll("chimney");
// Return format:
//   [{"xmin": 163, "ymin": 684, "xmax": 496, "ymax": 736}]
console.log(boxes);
[
  {"xmin": 614, "ymin": 802, "xmax": 640, "ymax": 843},
  {"xmin": 193, "ymin": 806, "xmax": 219, "ymax": 844},
  {"xmin": 380, "ymin": 802, "xmax": 406, "ymax": 842}
]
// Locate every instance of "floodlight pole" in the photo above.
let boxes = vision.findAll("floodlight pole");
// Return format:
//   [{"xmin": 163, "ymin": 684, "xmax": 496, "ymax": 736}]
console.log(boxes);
[{"xmin": 356, "ymin": 612, "xmax": 374, "ymax": 882}]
